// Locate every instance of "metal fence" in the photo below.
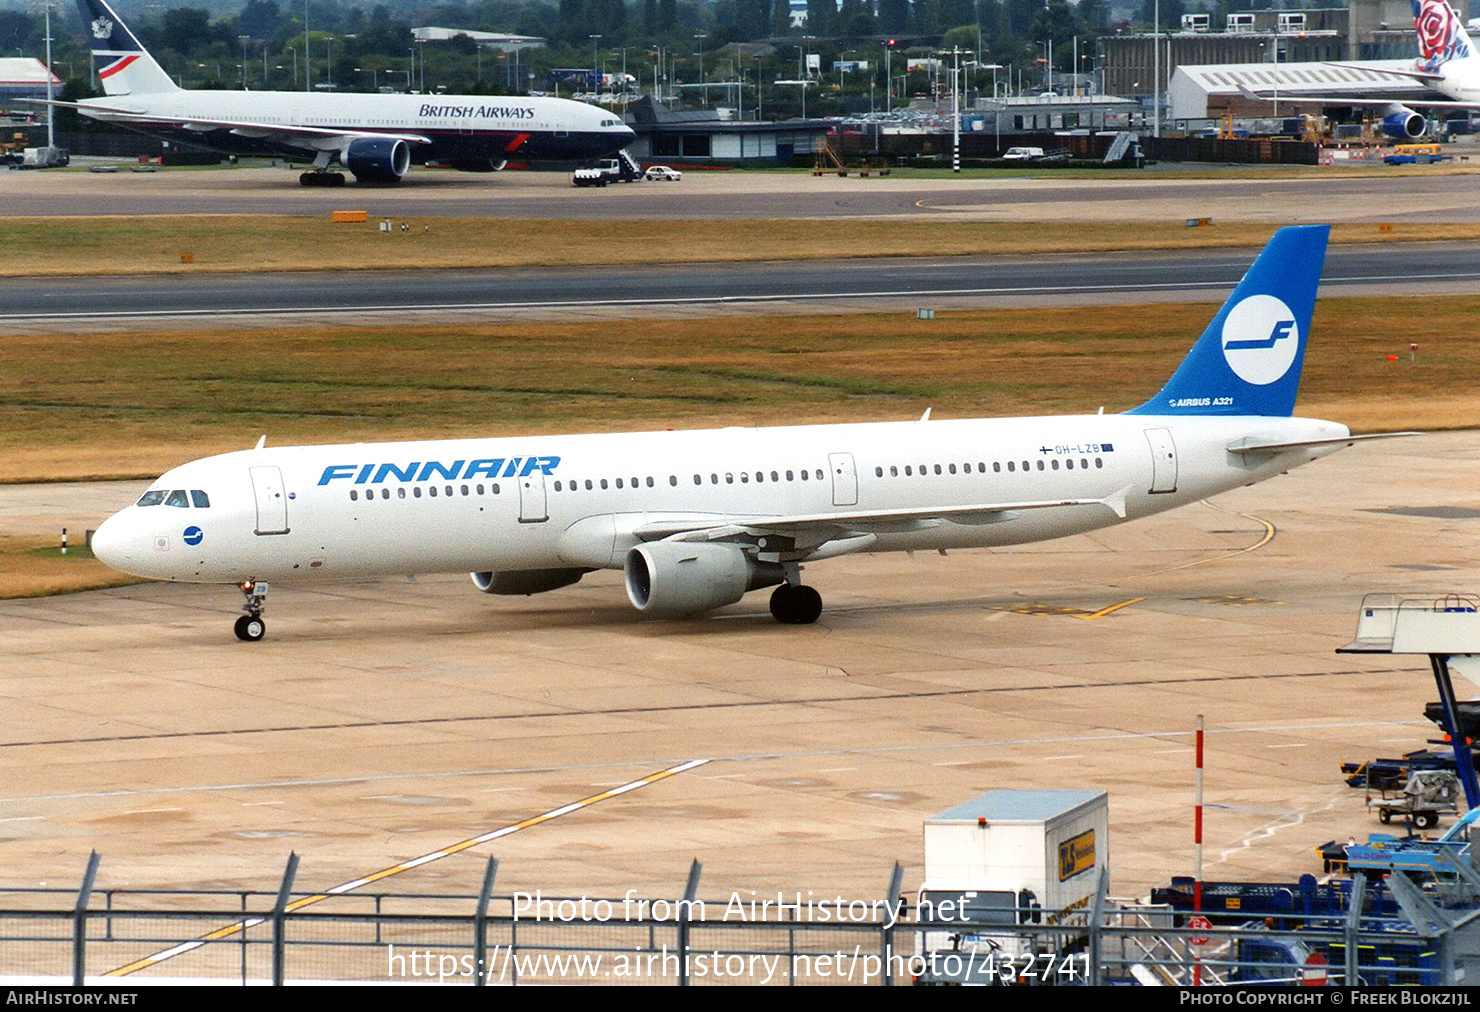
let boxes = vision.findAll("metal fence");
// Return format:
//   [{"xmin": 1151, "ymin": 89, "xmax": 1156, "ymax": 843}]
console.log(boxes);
[{"xmin": 0, "ymin": 854, "xmax": 1473, "ymax": 985}]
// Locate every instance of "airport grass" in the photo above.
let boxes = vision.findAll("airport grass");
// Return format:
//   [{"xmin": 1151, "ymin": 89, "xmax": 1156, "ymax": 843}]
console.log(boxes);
[
  {"xmin": 4, "ymin": 215, "xmax": 1480, "ymax": 277},
  {"xmin": 0, "ymin": 538, "xmax": 147, "ymax": 599},
  {"xmin": 1, "ymin": 293, "xmax": 1475, "ymax": 487}
]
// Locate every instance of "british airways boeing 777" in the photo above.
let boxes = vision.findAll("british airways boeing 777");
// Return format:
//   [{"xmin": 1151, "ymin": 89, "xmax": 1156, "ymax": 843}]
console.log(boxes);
[
  {"xmin": 42, "ymin": 0, "xmax": 634, "ymax": 185},
  {"xmin": 92, "ymin": 226, "xmax": 1404, "ymax": 639}
]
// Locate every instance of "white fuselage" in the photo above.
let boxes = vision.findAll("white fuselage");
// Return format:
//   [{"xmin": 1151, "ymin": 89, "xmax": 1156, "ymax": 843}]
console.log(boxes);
[
  {"xmin": 92, "ymin": 413, "xmax": 1349, "ymax": 586},
  {"xmin": 79, "ymin": 90, "xmax": 635, "ymax": 164}
]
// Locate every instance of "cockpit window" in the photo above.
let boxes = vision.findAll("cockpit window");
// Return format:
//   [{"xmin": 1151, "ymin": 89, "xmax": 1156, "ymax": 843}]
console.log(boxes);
[
  {"xmin": 190, "ymin": 490, "xmax": 210, "ymax": 508},
  {"xmin": 136, "ymin": 490, "xmax": 166, "ymax": 507},
  {"xmin": 164, "ymin": 490, "xmax": 189, "ymax": 508}
]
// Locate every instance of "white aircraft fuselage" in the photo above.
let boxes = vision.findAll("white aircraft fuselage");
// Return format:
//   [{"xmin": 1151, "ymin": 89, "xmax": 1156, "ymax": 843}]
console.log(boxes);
[{"xmin": 94, "ymin": 413, "xmax": 1347, "ymax": 585}]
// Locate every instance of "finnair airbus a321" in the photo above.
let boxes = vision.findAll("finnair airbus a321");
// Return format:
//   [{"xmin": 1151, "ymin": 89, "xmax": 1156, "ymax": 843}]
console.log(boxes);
[
  {"xmin": 42, "ymin": 0, "xmax": 634, "ymax": 185},
  {"xmin": 92, "ymin": 226, "xmax": 1401, "ymax": 640}
]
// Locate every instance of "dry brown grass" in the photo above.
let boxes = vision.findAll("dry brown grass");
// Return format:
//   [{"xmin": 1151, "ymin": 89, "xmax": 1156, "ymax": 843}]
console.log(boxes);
[
  {"xmin": 3, "ymin": 216, "xmax": 1479, "ymax": 276},
  {"xmin": 0, "ymin": 538, "xmax": 146, "ymax": 598},
  {"xmin": 2, "ymin": 294, "xmax": 1475, "ymax": 484}
]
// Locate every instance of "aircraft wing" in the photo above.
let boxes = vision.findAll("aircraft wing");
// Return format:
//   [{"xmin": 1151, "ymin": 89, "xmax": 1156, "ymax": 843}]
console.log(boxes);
[
  {"xmin": 633, "ymin": 491, "xmax": 1131, "ymax": 552},
  {"xmin": 1227, "ymin": 432, "xmax": 1422, "ymax": 455},
  {"xmin": 1235, "ymin": 84, "xmax": 1479, "ymax": 110},
  {"xmin": 1323, "ymin": 61, "xmax": 1445, "ymax": 82},
  {"xmin": 17, "ymin": 98, "xmax": 432, "ymax": 146}
]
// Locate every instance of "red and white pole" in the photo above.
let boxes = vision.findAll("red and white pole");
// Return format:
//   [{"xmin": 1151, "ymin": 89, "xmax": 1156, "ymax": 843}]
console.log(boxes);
[{"xmin": 1194, "ymin": 714, "xmax": 1205, "ymax": 986}]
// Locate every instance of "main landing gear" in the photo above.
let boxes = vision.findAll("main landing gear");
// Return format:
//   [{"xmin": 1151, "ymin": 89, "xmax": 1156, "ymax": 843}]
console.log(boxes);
[
  {"xmin": 299, "ymin": 171, "xmax": 345, "ymax": 187},
  {"xmin": 769, "ymin": 582, "xmax": 823, "ymax": 625},
  {"xmin": 234, "ymin": 579, "xmax": 269, "ymax": 641}
]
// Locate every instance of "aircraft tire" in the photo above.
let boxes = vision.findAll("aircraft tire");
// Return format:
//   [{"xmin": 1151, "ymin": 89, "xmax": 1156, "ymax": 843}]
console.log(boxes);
[
  {"xmin": 769, "ymin": 584, "xmax": 795, "ymax": 622},
  {"xmin": 791, "ymin": 586, "xmax": 823, "ymax": 624},
  {"xmin": 235, "ymin": 615, "xmax": 266, "ymax": 641}
]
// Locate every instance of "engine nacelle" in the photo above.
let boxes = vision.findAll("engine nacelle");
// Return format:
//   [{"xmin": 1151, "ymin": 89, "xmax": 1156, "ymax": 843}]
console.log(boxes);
[
  {"xmin": 343, "ymin": 136, "xmax": 411, "ymax": 183},
  {"xmin": 448, "ymin": 157, "xmax": 508, "ymax": 172},
  {"xmin": 470, "ymin": 568, "xmax": 590, "ymax": 596},
  {"xmin": 624, "ymin": 542, "xmax": 783, "ymax": 617},
  {"xmin": 1381, "ymin": 109, "xmax": 1426, "ymax": 140}
]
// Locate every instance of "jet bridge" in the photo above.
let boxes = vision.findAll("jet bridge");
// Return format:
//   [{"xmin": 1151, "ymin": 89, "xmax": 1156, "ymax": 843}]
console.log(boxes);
[{"xmin": 1339, "ymin": 593, "xmax": 1480, "ymax": 810}]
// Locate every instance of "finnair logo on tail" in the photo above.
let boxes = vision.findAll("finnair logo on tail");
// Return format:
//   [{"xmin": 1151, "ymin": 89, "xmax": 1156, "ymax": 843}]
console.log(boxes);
[{"xmin": 1221, "ymin": 295, "xmax": 1299, "ymax": 386}]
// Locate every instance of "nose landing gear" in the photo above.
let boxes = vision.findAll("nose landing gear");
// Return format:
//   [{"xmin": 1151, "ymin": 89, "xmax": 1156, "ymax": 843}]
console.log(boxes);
[{"xmin": 234, "ymin": 580, "xmax": 269, "ymax": 641}]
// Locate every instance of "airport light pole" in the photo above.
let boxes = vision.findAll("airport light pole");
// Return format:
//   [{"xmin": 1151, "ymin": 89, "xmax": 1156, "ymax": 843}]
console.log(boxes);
[
  {"xmin": 239, "ymin": 35, "xmax": 249, "ymax": 89},
  {"xmin": 304, "ymin": 0, "xmax": 310, "ymax": 92},
  {"xmin": 286, "ymin": 45, "xmax": 296, "ymax": 89},
  {"xmin": 1152, "ymin": 0, "xmax": 1160, "ymax": 137},
  {"xmin": 590, "ymin": 34, "xmax": 601, "ymax": 99},
  {"xmin": 694, "ymin": 33, "xmax": 708, "ymax": 107},
  {"xmin": 41, "ymin": 0, "xmax": 54, "ymax": 150}
]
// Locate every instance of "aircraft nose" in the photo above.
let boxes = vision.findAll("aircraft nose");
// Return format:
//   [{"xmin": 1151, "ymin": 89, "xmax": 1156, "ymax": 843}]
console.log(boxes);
[{"xmin": 91, "ymin": 512, "xmax": 134, "ymax": 573}]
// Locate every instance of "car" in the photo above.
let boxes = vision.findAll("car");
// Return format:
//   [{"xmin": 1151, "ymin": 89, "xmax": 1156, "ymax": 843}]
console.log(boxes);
[{"xmin": 644, "ymin": 165, "xmax": 682, "ymax": 181}]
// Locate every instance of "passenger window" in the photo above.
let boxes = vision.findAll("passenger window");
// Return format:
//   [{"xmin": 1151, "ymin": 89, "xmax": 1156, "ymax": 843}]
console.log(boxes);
[
  {"xmin": 190, "ymin": 490, "xmax": 210, "ymax": 508},
  {"xmin": 398, "ymin": 488, "xmax": 406, "ymax": 499},
  {"xmin": 350, "ymin": 490, "xmax": 358, "ymax": 501},
  {"xmin": 1036, "ymin": 461, "xmax": 1045, "ymax": 471},
  {"xmin": 948, "ymin": 464, "xmax": 957, "ymax": 474},
  {"xmin": 448, "ymin": 485, "xmax": 455, "ymax": 496},
  {"xmin": 1051, "ymin": 459, "xmax": 1060, "ymax": 470},
  {"xmin": 1082, "ymin": 459, "xmax": 1089, "ymax": 469},
  {"xmin": 586, "ymin": 480, "xmax": 594, "ymax": 490},
  {"xmin": 414, "ymin": 487, "xmax": 423, "ymax": 498},
  {"xmin": 165, "ymin": 490, "xmax": 189, "ymax": 508},
  {"xmin": 136, "ymin": 490, "xmax": 166, "ymax": 507},
  {"xmin": 616, "ymin": 478, "xmax": 624, "ymax": 489},
  {"xmin": 477, "ymin": 484, "xmax": 485, "ymax": 494},
  {"xmin": 904, "ymin": 466, "xmax": 912, "ymax": 476},
  {"xmin": 994, "ymin": 462, "xmax": 1001, "ymax": 473},
  {"xmin": 875, "ymin": 467, "xmax": 883, "ymax": 477},
  {"xmin": 934, "ymin": 465, "xmax": 942, "ymax": 475},
  {"xmin": 1065, "ymin": 460, "xmax": 1073, "ymax": 469},
  {"xmin": 800, "ymin": 470, "xmax": 808, "ymax": 481},
  {"xmin": 1095, "ymin": 458, "xmax": 1104, "ymax": 469},
  {"xmin": 670, "ymin": 476, "xmax": 677, "ymax": 486},
  {"xmin": 725, "ymin": 474, "xmax": 734, "ymax": 484},
  {"xmin": 600, "ymin": 479, "xmax": 609, "ymax": 490},
  {"xmin": 816, "ymin": 470, "xmax": 824, "ymax": 480},
  {"xmin": 492, "ymin": 483, "xmax": 501, "ymax": 494},
  {"xmin": 554, "ymin": 481, "xmax": 562, "ymax": 491},
  {"xmin": 741, "ymin": 473, "xmax": 749, "ymax": 483},
  {"xmin": 693, "ymin": 475, "xmax": 702, "ymax": 485},
  {"xmin": 770, "ymin": 471, "xmax": 778, "ymax": 482},
  {"xmin": 1007, "ymin": 461, "xmax": 1015, "ymax": 472},
  {"xmin": 711, "ymin": 474, "xmax": 718, "ymax": 484},
  {"xmin": 648, "ymin": 477, "xmax": 655, "ymax": 488},
  {"xmin": 786, "ymin": 470, "xmax": 794, "ymax": 481}
]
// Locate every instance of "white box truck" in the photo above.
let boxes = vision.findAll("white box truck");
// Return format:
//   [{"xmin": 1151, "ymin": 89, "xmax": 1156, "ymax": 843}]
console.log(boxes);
[{"xmin": 915, "ymin": 790, "xmax": 1108, "ymax": 984}]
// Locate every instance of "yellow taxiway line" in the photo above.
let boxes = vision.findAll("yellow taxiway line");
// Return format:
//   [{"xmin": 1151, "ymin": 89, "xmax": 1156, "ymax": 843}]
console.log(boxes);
[{"xmin": 104, "ymin": 757, "xmax": 710, "ymax": 977}]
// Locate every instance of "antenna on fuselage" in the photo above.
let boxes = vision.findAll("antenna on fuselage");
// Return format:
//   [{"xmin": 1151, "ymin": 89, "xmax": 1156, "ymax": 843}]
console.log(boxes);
[{"xmin": 254, "ymin": 435, "xmax": 267, "ymax": 450}]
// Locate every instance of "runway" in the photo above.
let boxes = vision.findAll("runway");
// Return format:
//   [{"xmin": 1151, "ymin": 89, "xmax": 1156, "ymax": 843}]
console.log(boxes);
[
  {"xmin": 6, "ymin": 163, "xmax": 1480, "ymax": 221},
  {"xmin": 6, "ymin": 241, "xmax": 1480, "ymax": 321},
  {"xmin": 1, "ymin": 432, "xmax": 1475, "ymax": 917}
]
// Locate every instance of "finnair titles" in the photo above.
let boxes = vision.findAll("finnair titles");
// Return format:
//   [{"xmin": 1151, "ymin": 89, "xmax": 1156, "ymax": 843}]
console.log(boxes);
[{"xmin": 93, "ymin": 226, "xmax": 1409, "ymax": 640}]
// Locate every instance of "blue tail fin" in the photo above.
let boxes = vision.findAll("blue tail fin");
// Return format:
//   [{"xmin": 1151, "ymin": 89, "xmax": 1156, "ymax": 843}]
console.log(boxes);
[{"xmin": 1127, "ymin": 224, "xmax": 1329, "ymax": 417}]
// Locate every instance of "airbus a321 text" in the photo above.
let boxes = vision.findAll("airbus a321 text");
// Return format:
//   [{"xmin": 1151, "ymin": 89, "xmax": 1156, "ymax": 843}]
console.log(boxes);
[{"xmin": 92, "ymin": 226, "xmax": 1409, "ymax": 640}]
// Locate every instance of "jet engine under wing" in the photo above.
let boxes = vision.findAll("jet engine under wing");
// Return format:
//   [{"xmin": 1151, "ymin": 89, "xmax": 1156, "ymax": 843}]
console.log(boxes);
[
  {"xmin": 634, "ymin": 491, "xmax": 1132, "ymax": 549},
  {"xmin": 20, "ymin": 98, "xmax": 432, "ymax": 147}
]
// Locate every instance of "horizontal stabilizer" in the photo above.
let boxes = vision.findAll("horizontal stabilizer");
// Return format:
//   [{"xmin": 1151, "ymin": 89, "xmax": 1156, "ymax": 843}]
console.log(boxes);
[{"xmin": 1227, "ymin": 431, "xmax": 1422, "ymax": 455}]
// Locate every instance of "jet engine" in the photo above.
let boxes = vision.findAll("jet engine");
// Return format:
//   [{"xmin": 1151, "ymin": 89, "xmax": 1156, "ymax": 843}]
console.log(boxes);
[
  {"xmin": 624, "ymin": 542, "xmax": 784, "ymax": 617},
  {"xmin": 448, "ymin": 157, "xmax": 508, "ymax": 172},
  {"xmin": 343, "ymin": 136, "xmax": 411, "ymax": 183},
  {"xmin": 470, "ymin": 568, "xmax": 590, "ymax": 596},
  {"xmin": 1380, "ymin": 108, "xmax": 1426, "ymax": 140}
]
